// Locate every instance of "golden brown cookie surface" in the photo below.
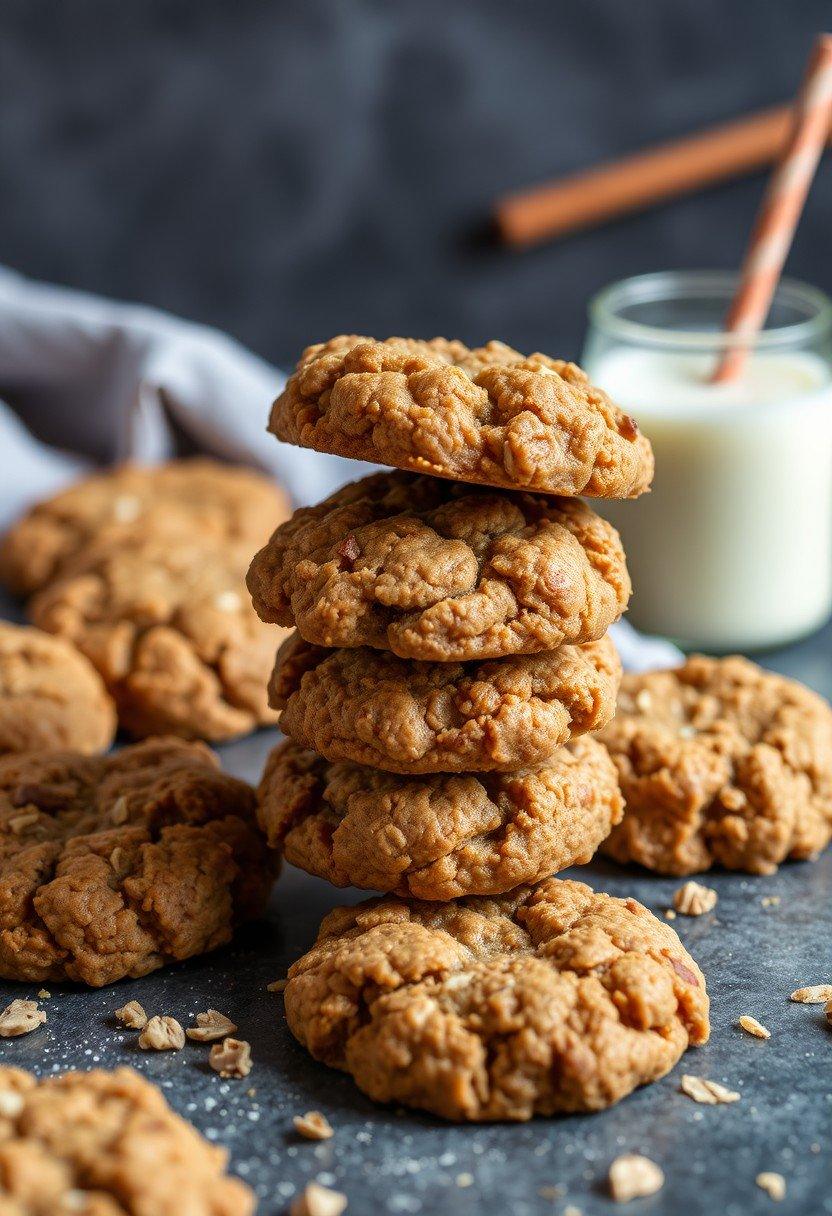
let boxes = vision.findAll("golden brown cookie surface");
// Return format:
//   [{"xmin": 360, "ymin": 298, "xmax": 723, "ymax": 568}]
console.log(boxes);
[
  {"xmin": 283, "ymin": 876, "xmax": 709, "ymax": 1121},
  {"xmin": 599, "ymin": 655, "xmax": 832, "ymax": 875},
  {"xmin": 258, "ymin": 737, "xmax": 622, "ymax": 898},
  {"xmin": 0, "ymin": 622, "xmax": 116, "ymax": 756},
  {"xmin": 0, "ymin": 1065, "xmax": 253, "ymax": 1214},
  {"xmin": 0, "ymin": 738, "xmax": 277, "ymax": 985},
  {"xmin": 269, "ymin": 335, "xmax": 654, "ymax": 498},
  {"xmin": 270, "ymin": 632, "xmax": 621, "ymax": 773},
  {"xmin": 247, "ymin": 470, "xmax": 630, "ymax": 661},
  {"xmin": 0, "ymin": 458, "xmax": 289, "ymax": 597},
  {"xmin": 29, "ymin": 534, "xmax": 285, "ymax": 742}
]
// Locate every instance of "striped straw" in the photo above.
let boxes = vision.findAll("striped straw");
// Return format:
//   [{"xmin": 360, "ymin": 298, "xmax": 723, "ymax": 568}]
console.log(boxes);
[{"xmin": 712, "ymin": 33, "xmax": 832, "ymax": 383}]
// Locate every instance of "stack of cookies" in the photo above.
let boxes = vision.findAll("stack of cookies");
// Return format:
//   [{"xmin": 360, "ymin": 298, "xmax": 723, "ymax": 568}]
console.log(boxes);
[
  {"xmin": 247, "ymin": 337, "xmax": 710, "ymax": 1121},
  {"xmin": 249, "ymin": 336, "xmax": 652, "ymax": 898}
]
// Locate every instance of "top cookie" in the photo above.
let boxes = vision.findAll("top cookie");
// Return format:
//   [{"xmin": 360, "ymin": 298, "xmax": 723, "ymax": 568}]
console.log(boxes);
[
  {"xmin": 0, "ymin": 622, "xmax": 116, "ymax": 756},
  {"xmin": 0, "ymin": 1065, "xmax": 253, "ymax": 1214},
  {"xmin": 599, "ymin": 655, "xmax": 832, "ymax": 876},
  {"xmin": 247, "ymin": 469, "xmax": 630, "ymax": 661},
  {"xmin": 0, "ymin": 458, "xmax": 290, "ymax": 598},
  {"xmin": 269, "ymin": 335, "xmax": 654, "ymax": 498},
  {"xmin": 283, "ymin": 876, "xmax": 708, "ymax": 1121}
]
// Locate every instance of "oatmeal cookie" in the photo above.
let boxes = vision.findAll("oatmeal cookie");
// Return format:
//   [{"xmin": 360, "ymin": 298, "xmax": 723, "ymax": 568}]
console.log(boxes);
[
  {"xmin": 599, "ymin": 655, "xmax": 832, "ymax": 875},
  {"xmin": 0, "ymin": 1065, "xmax": 253, "ymax": 1213},
  {"xmin": 0, "ymin": 622, "xmax": 115, "ymax": 756},
  {"xmin": 29, "ymin": 533, "xmax": 285, "ymax": 742},
  {"xmin": 270, "ymin": 632, "xmax": 621, "ymax": 773},
  {"xmin": 247, "ymin": 470, "xmax": 629, "ymax": 661},
  {"xmin": 269, "ymin": 335, "xmax": 653, "ymax": 498},
  {"xmin": 0, "ymin": 458, "xmax": 290, "ymax": 598},
  {"xmin": 257, "ymin": 737, "xmax": 622, "ymax": 898},
  {"xmin": 0, "ymin": 737, "xmax": 277, "ymax": 985},
  {"xmin": 283, "ymin": 876, "xmax": 709, "ymax": 1121}
]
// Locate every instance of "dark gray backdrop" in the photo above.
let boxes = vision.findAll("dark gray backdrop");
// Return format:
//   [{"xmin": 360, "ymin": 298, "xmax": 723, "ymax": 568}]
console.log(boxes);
[{"xmin": 1, "ymin": 0, "xmax": 830, "ymax": 369}]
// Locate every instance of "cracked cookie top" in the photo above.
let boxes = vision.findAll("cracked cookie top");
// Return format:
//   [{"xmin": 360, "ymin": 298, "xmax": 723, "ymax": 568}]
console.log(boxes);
[
  {"xmin": 0, "ymin": 622, "xmax": 116, "ymax": 757},
  {"xmin": 0, "ymin": 737, "xmax": 278, "ymax": 985},
  {"xmin": 258, "ymin": 737, "xmax": 622, "ymax": 899},
  {"xmin": 0, "ymin": 458, "xmax": 290, "ymax": 598},
  {"xmin": 599, "ymin": 655, "xmax": 832, "ymax": 875},
  {"xmin": 0, "ymin": 1065, "xmax": 253, "ymax": 1214},
  {"xmin": 247, "ymin": 470, "xmax": 630, "ymax": 661},
  {"xmin": 270, "ymin": 631, "xmax": 621, "ymax": 773},
  {"xmin": 283, "ymin": 876, "xmax": 709, "ymax": 1121},
  {"xmin": 269, "ymin": 335, "xmax": 653, "ymax": 498},
  {"xmin": 29, "ymin": 534, "xmax": 286, "ymax": 742}
]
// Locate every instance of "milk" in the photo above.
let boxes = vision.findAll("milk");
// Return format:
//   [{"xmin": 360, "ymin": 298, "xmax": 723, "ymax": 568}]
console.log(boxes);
[{"xmin": 584, "ymin": 347, "xmax": 832, "ymax": 650}]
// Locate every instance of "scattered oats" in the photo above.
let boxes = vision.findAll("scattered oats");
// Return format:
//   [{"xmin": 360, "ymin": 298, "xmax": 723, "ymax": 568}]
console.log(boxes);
[
  {"xmin": 214, "ymin": 590, "xmax": 242, "ymax": 612},
  {"xmin": 209, "ymin": 1037, "xmax": 251, "ymax": 1078},
  {"xmin": 0, "ymin": 1090, "xmax": 24, "ymax": 1117},
  {"xmin": 761, "ymin": 895, "xmax": 780, "ymax": 908},
  {"xmin": 37, "ymin": 989, "xmax": 50, "ymax": 999},
  {"xmin": 673, "ymin": 881, "xmax": 718, "ymax": 916},
  {"xmin": 0, "ymin": 999, "xmax": 46, "ymax": 1037},
  {"xmin": 790, "ymin": 985, "xmax": 832, "ymax": 1004},
  {"xmin": 112, "ymin": 495, "xmax": 141, "ymax": 522},
  {"xmin": 186, "ymin": 1009, "xmax": 238, "ymax": 1042},
  {"xmin": 825, "ymin": 998, "xmax": 832, "ymax": 1026},
  {"xmin": 9, "ymin": 812, "xmax": 39, "ymax": 834},
  {"xmin": 537, "ymin": 1185, "xmax": 564, "ymax": 1200},
  {"xmin": 110, "ymin": 795, "xmax": 129, "ymax": 825},
  {"xmin": 109, "ymin": 846, "xmax": 128, "ymax": 876},
  {"xmin": 756, "ymin": 1173, "xmax": 786, "ymax": 1201},
  {"xmin": 738, "ymin": 1015, "xmax": 771, "ymax": 1039},
  {"xmin": 679, "ymin": 1074, "xmax": 740, "ymax": 1105},
  {"xmin": 115, "ymin": 1000, "xmax": 147, "ymax": 1030},
  {"xmin": 294, "ymin": 1111, "xmax": 334, "ymax": 1141},
  {"xmin": 608, "ymin": 1155, "xmax": 664, "ymax": 1203},
  {"xmin": 290, "ymin": 1182, "xmax": 347, "ymax": 1216},
  {"xmin": 456, "ymin": 1173, "xmax": 473, "ymax": 1188},
  {"xmin": 664, "ymin": 909, "xmax": 677, "ymax": 920},
  {"xmin": 268, "ymin": 978, "xmax": 288, "ymax": 993},
  {"xmin": 138, "ymin": 1015, "xmax": 184, "ymax": 1051},
  {"xmin": 246, "ymin": 1087, "xmax": 257, "ymax": 1098}
]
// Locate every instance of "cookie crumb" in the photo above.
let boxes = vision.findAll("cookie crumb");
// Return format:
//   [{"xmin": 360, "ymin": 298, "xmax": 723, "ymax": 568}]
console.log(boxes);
[
  {"xmin": 115, "ymin": 1000, "xmax": 147, "ymax": 1030},
  {"xmin": 738, "ymin": 1015, "xmax": 771, "ymax": 1039},
  {"xmin": 664, "ymin": 909, "xmax": 677, "ymax": 920},
  {"xmin": 456, "ymin": 1173, "xmax": 473, "ymax": 1188},
  {"xmin": 790, "ymin": 985, "xmax": 832, "ymax": 1004},
  {"xmin": 268, "ymin": 978, "xmax": 288, "ymax": 993},
  {"xmin": 186, "ymin": 1009, "xmax": 238, "ymax": 1042},
  {"xmin": 0, "ymin": 1090, "xmax": 24, "ymax": 1117},
  {"xmin": 290, "ymin": 1181, "xmax": 347, "ymax": 1216},
  {"xmin": 761, "ymin": 895, "xmax": 780, "ymax": 908},
  {"xmin": 294, "ymin": 1111, "xmax": 334, "ymax": 1141},
  {"xmin": 756, "ymin": 1173, "xmax": 786, "ymax": 1201},
  {"xmin": 825, "ymin": 998, "xmax": 832, "ymax": 1026},
  {"xmin": 138, "ymin": 1015, "xmax": 184, "ymax": 1051},
  {"xmin": 679, "ymin": 1075, "xmax": 740, "ymax": 1105},
  {"xmin": 608, "ymin": 1155, "xmax": 664, "ymax": 1202},
  {"xmin": 209, "ymin": 1037, "xmax": 251, "ymax": 1078},
  {"xmin": 673, "ymin": 881, "xmax": 718, "ymax": 916},
  {"xmin": 37, "ymin": 989, "xmax": 50, "ymax": 999},
  {"xmin": 0, "ymin": 999, "xmax": 46, "ymax": 1038}
]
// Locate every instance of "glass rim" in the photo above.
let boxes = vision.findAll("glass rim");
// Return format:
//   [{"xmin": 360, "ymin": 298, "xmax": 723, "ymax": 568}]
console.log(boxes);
[{"xmin": 587, "ymin": 270, "xmax": 832, "ymax": 351}]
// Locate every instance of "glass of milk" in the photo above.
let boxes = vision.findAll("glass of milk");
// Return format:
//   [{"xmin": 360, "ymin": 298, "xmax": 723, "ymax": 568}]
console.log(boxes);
[{"xmin": 582, "ymin": 271, "xmax": 832, "ymax": 651}]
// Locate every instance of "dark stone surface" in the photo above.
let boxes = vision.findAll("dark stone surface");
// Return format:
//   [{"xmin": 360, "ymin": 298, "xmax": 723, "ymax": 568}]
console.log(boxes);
[{"xmin": 1, "ymin": 602, "xmax": 831, "ymax": 1214}]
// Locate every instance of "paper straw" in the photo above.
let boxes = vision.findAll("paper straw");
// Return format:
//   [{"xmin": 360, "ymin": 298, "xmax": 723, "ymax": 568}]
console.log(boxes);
[{"xmin": 712, "ymin": 33, "xmax": 832, "ymax": 382}]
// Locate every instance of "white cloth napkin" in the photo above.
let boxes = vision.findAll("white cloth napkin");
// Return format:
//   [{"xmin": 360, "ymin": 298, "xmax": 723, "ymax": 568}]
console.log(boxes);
[{"xmin": 0, "ymin": 265, "xmax": 681, "ymax": 671}]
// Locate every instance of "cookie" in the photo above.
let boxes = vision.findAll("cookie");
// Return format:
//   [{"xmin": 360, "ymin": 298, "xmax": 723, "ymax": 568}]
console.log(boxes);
[
  {"xmin": 0, "ymin": 622, "xmax": 116, "ymax": 756},
  {"xmin": 258, "ymin": 737, "xmax": 622, "ymax": 899},
  {"xmin": 270, "ymin": 632, "xmax": 621, "ymax": 773},
  {"xmin": 282, "ymin": 876, "xmax": 709, "ymax": 1121},
  {"xmin": 0, "ymin": 458, "xmax": 289, "ymax": 598},
  {"xmin": 29, "ymin": 533, "xmax": 285, "ymax": 742},
  {"xmin": 599, "ymin": 655, "xmax": 832, "ymax": 875},
  {"xmin": 0, "ymin": 737, "xmax": 277, "ymax": 985},
  {"xmin": 269, "ymin": 335, "xmax": 653, "ymax": 498},
  {"xmin": 0, "ymin": 1065, "xmax": 253, "ymax": 1214},
  {"xmin": 247, "ymin": 470, "xmax": 629, "ymax": 661}
]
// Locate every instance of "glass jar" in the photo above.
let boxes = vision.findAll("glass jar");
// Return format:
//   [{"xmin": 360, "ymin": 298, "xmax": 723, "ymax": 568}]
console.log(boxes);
[{"xmin": 582, "ymin": 271, "xmax": 832, "ymax": 651}]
